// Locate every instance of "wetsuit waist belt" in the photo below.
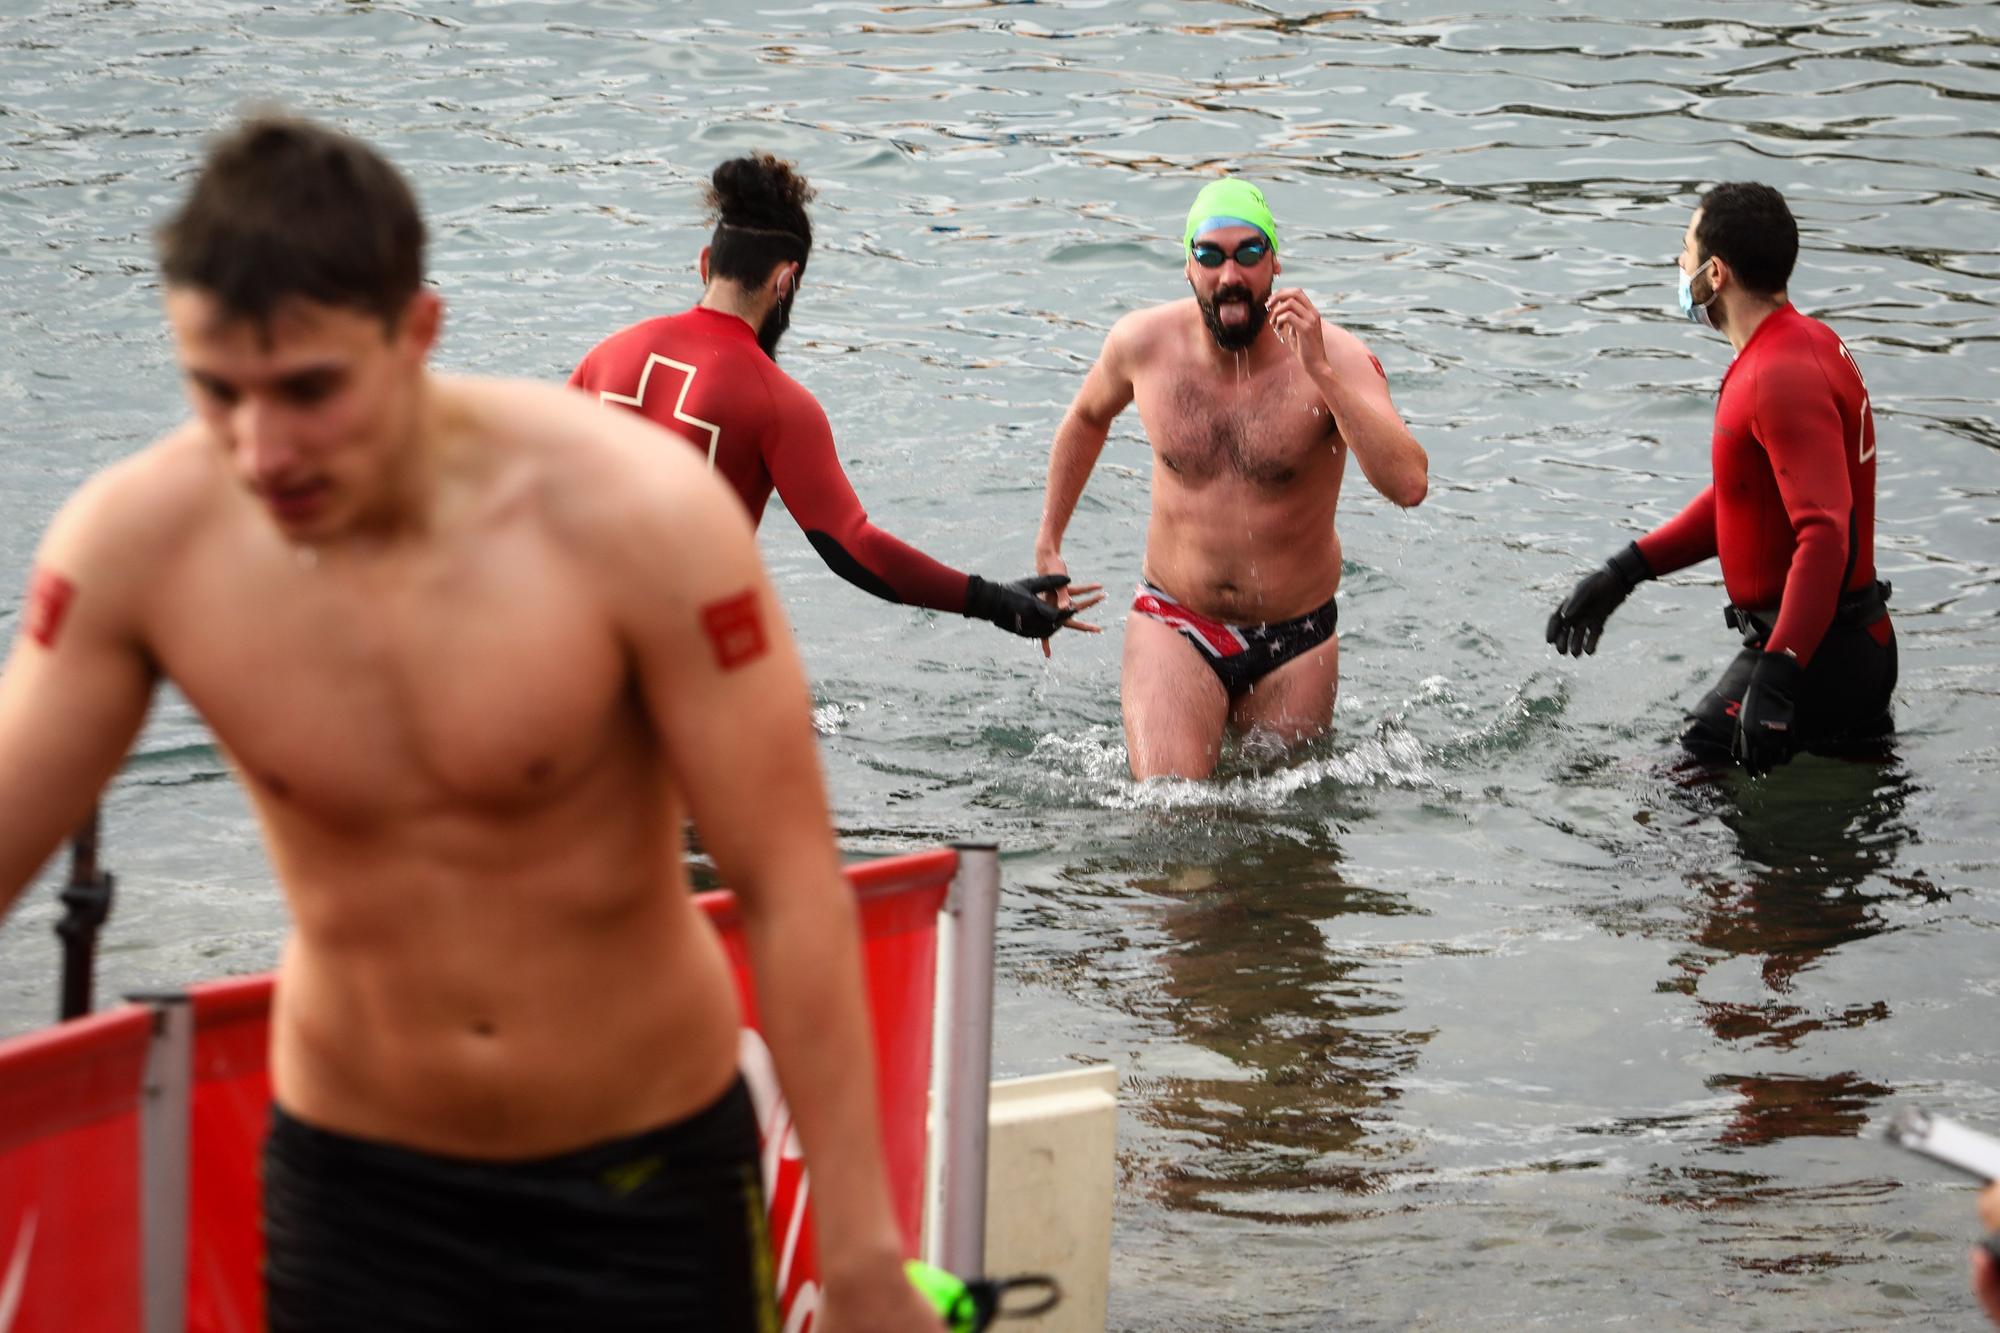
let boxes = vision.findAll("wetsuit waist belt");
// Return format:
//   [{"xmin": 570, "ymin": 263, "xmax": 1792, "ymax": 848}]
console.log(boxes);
[{"xmin": 1723, "ymin": 579, "xmax": 1891, "ymax": 638}]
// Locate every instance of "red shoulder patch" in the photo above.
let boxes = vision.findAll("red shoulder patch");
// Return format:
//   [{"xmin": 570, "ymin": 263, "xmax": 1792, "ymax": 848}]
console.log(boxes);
[
  {"xmin": 25, "ymin": 567, "xmax": 77, "ymax": 648},
  {"xmin": 701, "ymin": 589, "xmax": 767, "ymax": 671}
]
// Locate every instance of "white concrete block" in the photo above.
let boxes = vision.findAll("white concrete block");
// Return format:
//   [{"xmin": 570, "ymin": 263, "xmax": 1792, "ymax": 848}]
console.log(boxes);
[{"xmin": 984, "ymin": 1065, "xmax": 1117, "ymax": 1333}]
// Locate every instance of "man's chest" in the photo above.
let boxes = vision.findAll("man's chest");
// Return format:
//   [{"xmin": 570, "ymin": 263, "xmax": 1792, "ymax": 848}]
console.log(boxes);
[
  {"xmin": 146, "ymin": 540, "xmax": 630, "ymax": 820},
  {"xmin": 1135, "ymin": 370, "xmax": 1335, "ymax": 486}
]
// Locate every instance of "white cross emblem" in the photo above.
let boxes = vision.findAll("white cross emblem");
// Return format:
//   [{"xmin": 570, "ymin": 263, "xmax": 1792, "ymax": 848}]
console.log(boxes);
[{"xmin": 599, "ymin": 354, "xmax": 722, "ymax": 467}]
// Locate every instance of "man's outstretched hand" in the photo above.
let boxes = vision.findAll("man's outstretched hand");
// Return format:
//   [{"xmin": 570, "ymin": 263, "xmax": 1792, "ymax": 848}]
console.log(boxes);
[
  {"xmin": 1547, "ymin": 542, "xmax": 1652, "ymax": 657},
  {"xmin": 966, "ymin": 571, "xmax": 1103, "ymax": 642}
]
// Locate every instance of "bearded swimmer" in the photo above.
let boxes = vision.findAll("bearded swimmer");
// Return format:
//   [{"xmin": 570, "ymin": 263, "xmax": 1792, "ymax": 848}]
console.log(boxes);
[
  {"xmin": 571, "ymin": 152, "xmax": 1102, "ymax": 644},
  {"xmin": 0, "ymin": 115, "xmax": 941, "ymax": 1333},
  {"xmin": 1033, "ymin": 178, "xmax": 1429, "ymax": 780},
  {"xmin": 1547, "ymin": 182, "xmax": 1895, "ymax": 777}
]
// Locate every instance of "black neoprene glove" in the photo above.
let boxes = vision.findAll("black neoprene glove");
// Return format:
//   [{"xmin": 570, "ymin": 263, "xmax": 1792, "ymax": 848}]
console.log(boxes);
[
  {"xmin": 1546, "ymin": 542, "xmax": 1652, "ymax": 657},
  {"xmin": 965, "ymin": 573, "xmax": 1075, "ymax": 640},
  {"xmin": 1732, "ymin": 650, "xmax": 1802, "ymax": 777}
]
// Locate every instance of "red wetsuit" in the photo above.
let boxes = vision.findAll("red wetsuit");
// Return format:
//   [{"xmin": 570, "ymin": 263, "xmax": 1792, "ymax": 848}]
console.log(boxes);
[
  {"xmin": 1635, "ymin": 303, "xmax": 1878, "ymax": 667},
  {"xmin": 569, "ymin": 306, "xmax": 969, "ymax": 612}
]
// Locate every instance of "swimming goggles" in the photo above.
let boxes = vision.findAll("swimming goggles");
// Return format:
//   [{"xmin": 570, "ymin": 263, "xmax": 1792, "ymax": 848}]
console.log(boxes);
[{"xmin": 1191, "ymin": 239, "xmax": 1271, "ymax": 268}]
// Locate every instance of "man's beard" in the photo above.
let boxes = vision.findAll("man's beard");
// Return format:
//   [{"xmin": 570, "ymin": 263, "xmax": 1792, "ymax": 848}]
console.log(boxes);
[
  {"xmin": 758, "ymin": 293, "xmax": 792, "ymax": 357},
  {"xmin": 1197, "ymin": 282, "xmax": 1265, "ymax": 351}
]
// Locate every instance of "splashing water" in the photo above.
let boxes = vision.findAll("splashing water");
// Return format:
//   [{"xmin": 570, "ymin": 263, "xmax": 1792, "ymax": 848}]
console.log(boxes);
[{"xmin": 1014, "ymin": 721, "xmax": 1436, "ymax": 814}]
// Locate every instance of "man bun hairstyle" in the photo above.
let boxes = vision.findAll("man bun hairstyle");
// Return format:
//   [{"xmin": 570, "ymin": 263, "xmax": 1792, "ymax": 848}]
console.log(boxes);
[
  {"xmin": 158, "ymin": 112, "xmax": 426, "ymax": 330},
  {"xmin": 1695, "ymin": 181, "xmax": 1798, "ymax": 297},
  {"xmin": 705, "ymin": 152, "xmax": 813, "ymax": 286}
]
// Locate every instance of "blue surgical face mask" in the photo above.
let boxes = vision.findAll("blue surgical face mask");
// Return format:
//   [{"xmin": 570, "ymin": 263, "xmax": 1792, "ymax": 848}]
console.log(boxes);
[{"xmin": 1677, "ymin": 259, "xmax": 1718, "ymax": 330}]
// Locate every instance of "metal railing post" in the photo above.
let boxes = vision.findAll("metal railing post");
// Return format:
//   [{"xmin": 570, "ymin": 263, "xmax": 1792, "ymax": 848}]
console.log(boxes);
[
  {"xmin": 926, "ymin": 843, "xmax": 999, "ymax": 1278},
  {"xmin": 134, "ymin": 993, "xmax": 190, "ymax": 1333},
  {"xmin": 56, "ymin": 807, "xmax": 115, "ymax": 1021}
]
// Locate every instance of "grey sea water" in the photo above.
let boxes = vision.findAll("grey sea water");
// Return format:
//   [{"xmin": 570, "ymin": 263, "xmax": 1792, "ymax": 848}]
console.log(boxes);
[{"xmin": 2, "ymin": 1, "xmax": 1997, "ymax": 1327}]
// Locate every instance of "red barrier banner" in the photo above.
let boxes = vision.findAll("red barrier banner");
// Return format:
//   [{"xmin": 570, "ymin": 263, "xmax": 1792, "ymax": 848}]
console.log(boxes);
[
  {"xmin": 706, "ymin": 848, "xmax": 953, "ymax": 1330},
  {"xmin": 0, "ymin": 1004, "xmax": 152, "ymax": 1333},
  {"xmin": 0, "ymin": 851, "xmax": 958, "ymax": 1333},
  {"xmin": 182, "ymin": 976, "xmax": 274, "ymax": 1333}
]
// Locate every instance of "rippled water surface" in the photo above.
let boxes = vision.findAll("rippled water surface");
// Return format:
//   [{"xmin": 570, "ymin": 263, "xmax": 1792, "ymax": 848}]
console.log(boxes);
[{"xmin": 3, "ymin": 2, "xmax": 1997, "ymax": 1327}]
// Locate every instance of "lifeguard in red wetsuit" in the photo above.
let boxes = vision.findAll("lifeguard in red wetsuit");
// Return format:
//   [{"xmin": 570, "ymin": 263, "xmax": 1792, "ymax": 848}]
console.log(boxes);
[
  {"xmin": 1547, "ymin": 182, "xmax": 1895, "ymax": 775},
  {"xmin": 570, "ymin": 153, "xmax": 1102, "ymax": 642}
]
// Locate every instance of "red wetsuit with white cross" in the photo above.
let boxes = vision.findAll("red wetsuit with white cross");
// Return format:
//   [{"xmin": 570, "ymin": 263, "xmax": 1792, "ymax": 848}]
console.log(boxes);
[
  {"xmin": 1635, "ymin": 302, "xmax": 1882, "ymax": 666},
  {"xmin": 569, "ymin": 306, "xmax": 969, "ymax": 612}
]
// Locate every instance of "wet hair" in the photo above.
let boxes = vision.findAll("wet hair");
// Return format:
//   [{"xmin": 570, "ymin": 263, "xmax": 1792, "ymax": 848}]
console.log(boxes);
[
  {"xmin": 157, "ymin": 113, "xmax": 426, "ymax": 329},
  {"xmin": 1694, "ymin": 182, "xmax": 1797, "ymax": 296},
  {"xmin": 704, "ymin": 152, "xmax": 813, "ymax": 287}
]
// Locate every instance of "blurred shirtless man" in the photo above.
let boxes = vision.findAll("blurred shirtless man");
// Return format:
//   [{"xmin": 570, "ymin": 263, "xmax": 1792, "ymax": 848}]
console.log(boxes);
[
  {"xmin": 1035, "ymin": 178, "xmax": 1429, "ymax": 779},
  {"xmin": 0, "ymin": 116, "xmax": 938, "ymax": 1333}
]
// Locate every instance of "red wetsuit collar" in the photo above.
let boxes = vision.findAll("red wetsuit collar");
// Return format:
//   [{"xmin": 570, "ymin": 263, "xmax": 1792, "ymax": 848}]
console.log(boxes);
[
  {"xmin": 1721, "ymin": 300, "xmax": 1800, "ymax": 388},
  {"xmin": 687, "ymin": 303, "xmax": 764, "ymax": 350}
]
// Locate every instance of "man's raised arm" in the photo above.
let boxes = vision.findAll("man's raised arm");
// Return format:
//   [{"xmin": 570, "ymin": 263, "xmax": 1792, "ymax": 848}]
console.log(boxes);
[
  {"xmin": 0, "ymin": 472, "xmax": 158, "ymax": 921},
  {"xmin": 1267, "ymin": 291, "xmax": 1427, "ymax": 509},
  {"xmin": 611, "ymin": 446, "xmax": 941, "ymax": 1332}
]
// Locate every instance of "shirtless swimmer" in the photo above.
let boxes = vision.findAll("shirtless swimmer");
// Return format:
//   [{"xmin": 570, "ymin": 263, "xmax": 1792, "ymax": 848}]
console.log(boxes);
[{"xmin": 1034, "ymin": 178, "xmax": 1429, "ymax": 779}]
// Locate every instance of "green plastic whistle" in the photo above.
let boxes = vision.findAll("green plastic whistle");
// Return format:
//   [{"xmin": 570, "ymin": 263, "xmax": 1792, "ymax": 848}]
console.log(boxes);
[{"xmin": 905, "ymin": 1259, "xmax": 987, "ymax": 1332}]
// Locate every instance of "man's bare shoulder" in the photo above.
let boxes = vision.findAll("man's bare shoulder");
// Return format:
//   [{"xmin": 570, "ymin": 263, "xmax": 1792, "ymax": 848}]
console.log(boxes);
[
  {"xmin": 445, "ymin": 375, "xmax": 718, "ymax": 483},
  {"xmin": 40, "ymin": 423, "xmax": 226, "ymax": 571},
  {"xmin": 1108, "ymin": 299, "xmax": 1195, "ymax": 349},
  {"xmin": 1312, "ymin": 320, "xmax": 1390, "ymax": 386},
  {"xmin": 8, "ymin": 423, "xmax": 226, "ymax": 649},
  {"xmin": 1100, "ymin": 301, "xmax": 1202, "ymax": 382},
  {"xmin": 441, "ymin": 375, "xmax": 751, "ymax": 571}
]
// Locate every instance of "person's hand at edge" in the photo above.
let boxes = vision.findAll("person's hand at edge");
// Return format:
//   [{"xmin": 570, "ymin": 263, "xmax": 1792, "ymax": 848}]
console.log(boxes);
[{"xmin": 817, "ymin": 1245, "xmax": 947, "ymax": 1333}]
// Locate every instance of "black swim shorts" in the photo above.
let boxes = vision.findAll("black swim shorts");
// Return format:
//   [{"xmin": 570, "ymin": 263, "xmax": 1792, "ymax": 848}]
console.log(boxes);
[
  {"xmin": 264, "ymin": 1077, "xmax": 778, "ymax": 1333},
  {"xmin": 1131, "ymin": 580, "xmax": 1339, "ymax": 697}
]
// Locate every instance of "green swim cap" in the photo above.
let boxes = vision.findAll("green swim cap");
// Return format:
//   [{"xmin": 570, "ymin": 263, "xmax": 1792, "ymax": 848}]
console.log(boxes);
[{"xmin": 1183, "ymin": 178, "xmax": 1278, "ymax": 255}]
